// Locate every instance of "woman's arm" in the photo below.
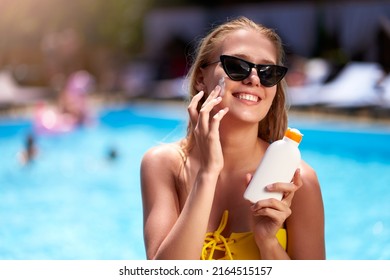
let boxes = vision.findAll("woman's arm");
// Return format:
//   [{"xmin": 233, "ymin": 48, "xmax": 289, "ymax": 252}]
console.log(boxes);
[
  {"xmin": 141, "ymin": 87, "xmax": 229, "ymax": 260},
  {"xmin": 141, "ymin": 145, "xmax": 219, "ymax": 259}
]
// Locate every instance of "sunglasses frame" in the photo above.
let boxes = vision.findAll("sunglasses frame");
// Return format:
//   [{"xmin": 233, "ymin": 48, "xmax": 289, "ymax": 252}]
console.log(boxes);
[{"xmin": 203, "ymin": 55, "xmax": 288, "ymax": 87}]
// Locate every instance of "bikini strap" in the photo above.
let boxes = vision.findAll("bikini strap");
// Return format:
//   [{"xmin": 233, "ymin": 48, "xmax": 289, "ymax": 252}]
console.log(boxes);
[{"xmin": 201, "ymin": 210, "xmax": 234, "ymax": 260}]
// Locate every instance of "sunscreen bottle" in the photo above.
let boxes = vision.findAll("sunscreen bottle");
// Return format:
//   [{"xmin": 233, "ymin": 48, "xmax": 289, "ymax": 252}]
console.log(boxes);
[{"xmin": 243, "ymin": 128, "xmax": 303, "ymax": 203}]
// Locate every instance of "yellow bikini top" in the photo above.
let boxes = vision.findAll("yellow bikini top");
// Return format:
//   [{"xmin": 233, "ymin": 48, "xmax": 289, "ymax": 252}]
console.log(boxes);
[{"xmin": 201, "ymin": 210, "xmax": 287, "ymax": 260}]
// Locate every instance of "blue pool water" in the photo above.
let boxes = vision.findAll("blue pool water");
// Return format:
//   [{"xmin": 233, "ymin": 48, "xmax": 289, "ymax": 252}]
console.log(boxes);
[{"xmin": 0, "ymin": 102, "xmax": 389, "ymax": 260}]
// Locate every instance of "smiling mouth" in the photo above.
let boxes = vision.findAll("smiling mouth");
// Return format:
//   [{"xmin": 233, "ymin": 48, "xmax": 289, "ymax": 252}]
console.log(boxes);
[{"xmin": 233, "ymin": 93, "xmax": 260, "ymax": 102}]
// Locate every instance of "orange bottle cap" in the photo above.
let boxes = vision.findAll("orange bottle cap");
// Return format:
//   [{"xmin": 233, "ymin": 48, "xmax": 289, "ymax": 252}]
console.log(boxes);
[{"xmin": 285, "ymin": 128, "xmax": 303, "ymax": 143}]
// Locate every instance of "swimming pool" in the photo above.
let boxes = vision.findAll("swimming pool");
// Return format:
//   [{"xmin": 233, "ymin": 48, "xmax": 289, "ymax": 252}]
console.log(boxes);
[{"xmin": 0, "ymin": 102, "xmax": 389, "ymax": 260}]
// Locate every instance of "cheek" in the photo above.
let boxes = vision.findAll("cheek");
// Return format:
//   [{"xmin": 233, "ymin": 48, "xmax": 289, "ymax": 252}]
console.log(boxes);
[
  {"xmin": 204, "ymin": 68, "xmax": 227, "ymax": 93},
  {"xmin": 265, "ymin": 88, "xmax": 277, "ymax": 104}
]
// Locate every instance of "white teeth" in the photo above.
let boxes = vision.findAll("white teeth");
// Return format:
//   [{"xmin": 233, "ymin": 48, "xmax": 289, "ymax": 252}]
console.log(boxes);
[{"xmin": 236, "ymin": 93, "xmax": 259, "ymax": 102}]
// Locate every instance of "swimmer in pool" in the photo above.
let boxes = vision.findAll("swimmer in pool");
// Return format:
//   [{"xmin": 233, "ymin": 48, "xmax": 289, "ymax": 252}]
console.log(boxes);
[{"xmin": 19, "ymin": 133, "xmax": 38, "ymax": 165}]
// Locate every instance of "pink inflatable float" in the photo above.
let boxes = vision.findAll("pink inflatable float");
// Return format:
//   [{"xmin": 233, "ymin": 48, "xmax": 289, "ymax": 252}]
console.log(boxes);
[{"xmin": 34, "ymin": 70, "xmax": 95, "ymax": 134}]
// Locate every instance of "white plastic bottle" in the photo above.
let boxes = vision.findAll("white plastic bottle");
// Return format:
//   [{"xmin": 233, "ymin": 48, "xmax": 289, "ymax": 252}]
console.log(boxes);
[{"xmin": 243, "ymin": 128, "xmax": 303, "ymax": 203}]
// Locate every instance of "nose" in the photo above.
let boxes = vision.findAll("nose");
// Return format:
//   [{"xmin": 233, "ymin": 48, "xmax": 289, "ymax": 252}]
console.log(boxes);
[{"xmin": 243, "ymin": 67, "xmax": 261, "ymax": 87}]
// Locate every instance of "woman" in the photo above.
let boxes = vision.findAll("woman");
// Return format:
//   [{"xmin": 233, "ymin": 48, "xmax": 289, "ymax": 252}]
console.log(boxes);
[{"xmin": 141, "ymin": 16, "xmax": 325, "ymax": 260}]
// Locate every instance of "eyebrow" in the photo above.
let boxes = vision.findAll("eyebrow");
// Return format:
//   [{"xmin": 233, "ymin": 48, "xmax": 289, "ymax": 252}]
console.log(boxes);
[{"xmin": 228, "ymin": 53, "xmax": 276, "ymax": 65}]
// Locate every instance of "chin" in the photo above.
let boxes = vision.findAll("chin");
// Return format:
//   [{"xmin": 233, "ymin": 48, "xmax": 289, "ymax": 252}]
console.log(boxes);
[{"xmin": 228, "ymin": 110, "xmax": 264, "ymax": 124}]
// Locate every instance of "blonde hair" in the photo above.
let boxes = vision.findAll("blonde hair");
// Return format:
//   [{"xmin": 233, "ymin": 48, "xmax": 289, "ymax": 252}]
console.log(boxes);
[{"xmin": 183, "ymin": 16, "xmax": 288, "ymax": 154}]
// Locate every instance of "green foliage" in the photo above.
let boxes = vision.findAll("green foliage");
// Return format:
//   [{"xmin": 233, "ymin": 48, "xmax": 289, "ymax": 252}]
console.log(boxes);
[{"xmin": 0, "ymin": 0, "xmax": 154, "ymax": 52}]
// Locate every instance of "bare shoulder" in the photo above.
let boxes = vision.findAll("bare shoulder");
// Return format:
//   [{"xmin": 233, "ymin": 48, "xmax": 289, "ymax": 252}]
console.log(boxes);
[
  {"xmin": 291, "ymin": 159, "xmax": 324, "ymax": 215},
  {"xmin": 141, "ymin": 142, "xmax": 185, "ymax": 176},
  {"xmin": 142, "ymin": 142, "xmax": 184, "ymax": 164},
  {"xmin": 140, "ymin": 141, "xmax": 186, "ymax": 210},
  {"xmin": 299, "ymin": 160, "xmax": 321, "ymax": 192},
  {"xmin": 290, "ymin": 160, "xmax": 324, "ymax": 216},
  {"xmin": 288, "ymin": 160, "xmax": 325, "ymax": 259}
]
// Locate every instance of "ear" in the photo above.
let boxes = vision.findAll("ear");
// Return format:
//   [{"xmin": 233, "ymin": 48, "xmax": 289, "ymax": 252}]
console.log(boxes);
[{"xmin": 194, "ymin": 69, "xmax": 206, "ymax": 92}]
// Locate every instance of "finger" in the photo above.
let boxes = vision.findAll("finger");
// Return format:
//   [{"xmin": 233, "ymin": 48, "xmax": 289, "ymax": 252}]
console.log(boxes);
[
  {"xmin": 201, "ymin": 85, "xmax": 221, "ymax": 109},
  {"xmin": 252, "ymin": 205, "xmax": 292, "ymax": 220},
  {"xmin": 204, "ymin": 85, "xmax": 221, "ymax": 103},
  {"xmin": 251, "ymin": 198, "xmax": 280, "ymax": 212},
  {"xmin": 251, "ymin": 199, "xmax": 291, "ymax": 216},
  {"xmin": 292, "ymin": 168, "xmax": 303, "ymax": 190},
  {"xmin": 245, "ymin": 173, "xmax": 252, "ymax": 185},
  {"xmin": 266, "ymin": 182, "xmax": 294, "ymax": 194},
  {"xmin": 194, "ymin": 85, "xmax": 222, "ymax": 133},
  {"xmin": 209, "ymin": 107, "xmax": 229, "ymax": 132},
  {"xmin": 279, "ymin": 169, "xmax": 303, "ymax": 204},
  {"xmin": 188, "ymin": 91, "xmax": 204, "ymax": 127},
  {"xmin": 205, "ymin": 107, "xmax": 228, "ymax": 142},
  {"xmin": 281, "ymin": 191, "xmax": 294, "ymax": 207},
  {"xmin": 198, "ymin": 96, "xmax": 222, "ymax": 131},
  {"xmin": 200, "ymin": 95, "xmax": 222, "ymax": 113}
]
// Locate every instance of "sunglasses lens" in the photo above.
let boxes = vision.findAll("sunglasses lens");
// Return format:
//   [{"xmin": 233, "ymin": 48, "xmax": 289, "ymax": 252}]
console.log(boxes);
[
  {"xmin": 221, "ymin": 55, "xmax": 287, "ymax": 87},
  {"xmin": 222, "ymin": 56, "xmax": 250, "ymax": 81},
  {"xmin": 258, "ymin": 65, "xmax": 287, "ymax": 87}
]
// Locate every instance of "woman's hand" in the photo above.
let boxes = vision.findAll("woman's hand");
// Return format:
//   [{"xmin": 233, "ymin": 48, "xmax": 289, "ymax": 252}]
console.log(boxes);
[
  {"xmin": 248, "ymin": 169, "xmax": 303, "ymax": 243},
  {"xmin": 187, "ymin": 86, "xmax": 229, "ymax": 174}
]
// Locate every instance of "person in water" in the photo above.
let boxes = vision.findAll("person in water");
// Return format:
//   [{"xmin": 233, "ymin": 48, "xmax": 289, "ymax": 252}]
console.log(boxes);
[
  {"xmin": 140, "ymin": 16, "xmax": 325, "ymax": 260},
  {"xmin": 19, "ymin": 133, "xmax": 38, "ymax": 165},
  {"xmin": 58, "ymin": 70, "xmax": 95, "ymax": 126}
]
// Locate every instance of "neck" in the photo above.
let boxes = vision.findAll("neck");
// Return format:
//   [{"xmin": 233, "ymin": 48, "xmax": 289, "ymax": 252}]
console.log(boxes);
[{"xmin": 219, "ymin": 120, "xmax": 266, "ymax": 172}]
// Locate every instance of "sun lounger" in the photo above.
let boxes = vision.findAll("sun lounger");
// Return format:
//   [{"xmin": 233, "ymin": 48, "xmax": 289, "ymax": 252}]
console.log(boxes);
[
  {"xmin": 0, "ymin": 70, "xmax": 53, "ymax": 108},
  {"xmin": 316, "ymin": 62, "xmax": 384, "ymax": 108}
]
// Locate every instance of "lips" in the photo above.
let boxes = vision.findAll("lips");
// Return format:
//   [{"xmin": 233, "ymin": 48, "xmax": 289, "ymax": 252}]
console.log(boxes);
[{"xmin": 233, "ymin": 93, "xmax": 260, "ymax": 102}]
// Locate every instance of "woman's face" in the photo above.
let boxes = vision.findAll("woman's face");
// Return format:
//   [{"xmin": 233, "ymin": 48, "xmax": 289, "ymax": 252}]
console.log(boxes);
[{"xmin": 199, "ymin": 28, "xmax": 279, "ymax": 124}]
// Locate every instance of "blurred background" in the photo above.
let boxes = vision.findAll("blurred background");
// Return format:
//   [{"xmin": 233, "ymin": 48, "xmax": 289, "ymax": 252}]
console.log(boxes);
[
  {"xmin": 1, "ymin": 0, "xmax": 390, "ymax": 260},
  {"xmin": 1, "ymin": 0, "xmax": 390, "ymax": 113}
]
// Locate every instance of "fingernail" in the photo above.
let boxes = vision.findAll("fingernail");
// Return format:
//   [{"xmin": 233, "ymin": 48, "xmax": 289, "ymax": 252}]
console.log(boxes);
[{"xmin": 266, "ymin": 184, "xmax": 274, "ymax": 190}]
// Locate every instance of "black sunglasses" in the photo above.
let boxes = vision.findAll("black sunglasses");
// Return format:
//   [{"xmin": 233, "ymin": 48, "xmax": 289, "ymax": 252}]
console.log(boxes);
[{"xmin": 203, "ymin": 55, "xmax": 288, "ymax": 87}]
